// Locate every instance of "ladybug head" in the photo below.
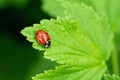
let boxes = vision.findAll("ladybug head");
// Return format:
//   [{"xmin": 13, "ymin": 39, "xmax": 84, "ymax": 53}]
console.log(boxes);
[{"xmin": 45, "ymin": 40, "xmax": 51, "ymax": 48}]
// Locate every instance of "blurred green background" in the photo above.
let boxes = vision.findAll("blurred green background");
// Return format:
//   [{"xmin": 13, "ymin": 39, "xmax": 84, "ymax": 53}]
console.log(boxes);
[{"xmin": 0, "ymin": 0, "xmax": 56, "ymax": 80}]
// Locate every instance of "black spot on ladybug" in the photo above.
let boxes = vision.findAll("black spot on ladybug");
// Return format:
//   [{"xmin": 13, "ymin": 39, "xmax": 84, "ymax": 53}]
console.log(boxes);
[
  {"xmin": 36, "ymin": 32, "xmax": 39, "ymax": 35},
  {"xmin": 38, "ymin": 40, "xmax": 41, "ymax": 43}
]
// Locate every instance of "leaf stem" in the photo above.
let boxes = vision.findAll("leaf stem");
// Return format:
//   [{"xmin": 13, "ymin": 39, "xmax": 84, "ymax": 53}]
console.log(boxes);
[{"xmin": 111, "ymin": 47, "xmax": 119, "ymax": 75}]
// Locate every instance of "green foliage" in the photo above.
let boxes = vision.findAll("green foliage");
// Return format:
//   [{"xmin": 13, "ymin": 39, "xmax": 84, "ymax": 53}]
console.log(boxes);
[
  {"xmin": 103, "ymin": 74, "xmax": 120, "ymax": 80},
  {"xmin": 32, "ymin": 65, "xmax": 106, "ymax": 80},
  {"xmin": 42, "ymin": 0, "xmax": 65, "ymax": 17},
  {"xmin": 90, "ymin": 0, "xmax": 120, "ymax": 33},
  {"xmin": 21, "ymin": 1, "xmax": 114, "ymax": 80},
  {"xmin": 0, "ymin": 0, "xmax": 29, "ymax": 9},
  {"xmin": 42, "ymin": 0, "xmax": 91, "ymax": 17},
  {"xmin": 42, "ymin": 0, "xmax": 120, "ymax": 33}
]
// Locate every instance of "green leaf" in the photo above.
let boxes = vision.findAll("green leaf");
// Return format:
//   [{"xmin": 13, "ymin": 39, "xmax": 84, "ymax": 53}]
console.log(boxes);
[
  {"xmin": 42, "ymin": 0, "xmax": 91, "ymax": 17},
  {"xmin": 42, "ymin": 0, "xmax": 65, "ymax": 17},
  {"xmin": 21, "ymin": 1, "xmax": 113, "ymax": 80},
  {"xmin": 43, "ymin": 1, "xmax": 113, "ymax": 65},
  {"xmin": 42, "ymin": 0, "xmax": 120, "ymax": 33},
  {"xmin": 91, "ymin": 0, "xmax": 120, "ymax": 33},
  {"xmin": 33, "ymin": 65, "xmax": 106, "ymax": 80},
  {"xmin": 103, "ymin": 74, "xmax": 120, "ymax": 80},
  {"xmin": 21, "ymin": 24, "xmax": 47, "ymax": 51}
]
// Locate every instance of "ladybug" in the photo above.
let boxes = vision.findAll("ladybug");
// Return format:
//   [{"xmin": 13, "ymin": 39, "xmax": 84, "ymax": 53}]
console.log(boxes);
[{"xmin": 36, "ymin": 30, "xmax": 51, "ymax": 48}]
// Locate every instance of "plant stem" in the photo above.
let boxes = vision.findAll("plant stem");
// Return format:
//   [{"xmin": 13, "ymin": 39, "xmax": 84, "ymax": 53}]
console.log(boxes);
[{"xmin": 111, "ymin": 47, "xmax": 119, "ymax": 75}]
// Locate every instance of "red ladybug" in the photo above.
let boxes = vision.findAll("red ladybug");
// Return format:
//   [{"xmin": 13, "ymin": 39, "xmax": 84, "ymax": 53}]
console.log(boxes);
[{"xmin": 36, "ymin": 30, "xmax": 51, "ymax": 48}]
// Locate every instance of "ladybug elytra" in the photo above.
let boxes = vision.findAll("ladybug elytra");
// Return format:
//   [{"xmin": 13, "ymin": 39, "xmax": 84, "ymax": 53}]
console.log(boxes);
[{"xmin": 36, "ymin": 30, "xmax": 51, "ymax": 48}]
